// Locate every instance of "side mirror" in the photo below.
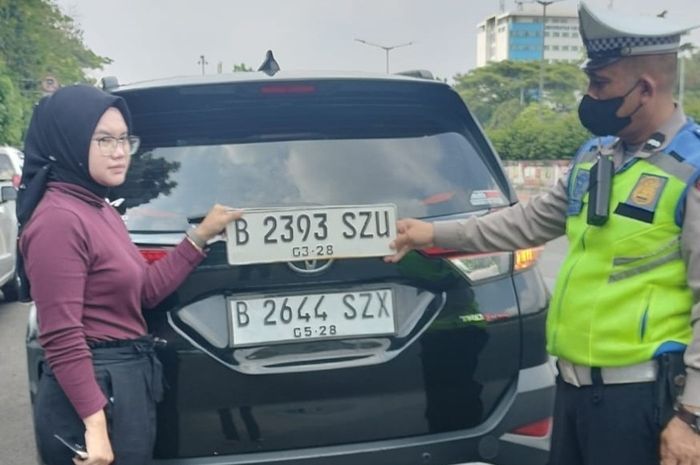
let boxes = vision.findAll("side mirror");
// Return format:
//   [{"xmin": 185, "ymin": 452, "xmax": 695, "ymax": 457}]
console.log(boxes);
[{"xmin": 1, "ymin": 186, "xmax": 17, "ymax": 202}]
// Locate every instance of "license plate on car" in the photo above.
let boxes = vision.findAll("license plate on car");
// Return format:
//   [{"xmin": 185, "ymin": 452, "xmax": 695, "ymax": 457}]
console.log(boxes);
[
  {"xmin": 225, "ymin": 204, "xmax": 397, "ymax": 265},
  {"xmin": 229, "ymin": 289, "xmax": 396, "ymax": 347}
]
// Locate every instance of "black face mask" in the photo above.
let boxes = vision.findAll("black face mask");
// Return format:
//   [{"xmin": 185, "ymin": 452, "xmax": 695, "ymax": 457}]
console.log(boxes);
[{"xmin": 577, "ymin": 81, "xmax": 643, "ymax": 136}]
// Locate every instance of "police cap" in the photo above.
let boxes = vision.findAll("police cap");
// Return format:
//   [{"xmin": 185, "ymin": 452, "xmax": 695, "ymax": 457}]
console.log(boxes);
[{"xmin": 579, "ymin": 1, "xmax": 698, "ymax": 71}]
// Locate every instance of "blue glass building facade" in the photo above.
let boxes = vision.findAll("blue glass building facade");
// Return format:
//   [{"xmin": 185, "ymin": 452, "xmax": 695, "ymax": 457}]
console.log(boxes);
[{"xmin": 508, "ymin": 21, "xmax": 544, "ymax": 61}]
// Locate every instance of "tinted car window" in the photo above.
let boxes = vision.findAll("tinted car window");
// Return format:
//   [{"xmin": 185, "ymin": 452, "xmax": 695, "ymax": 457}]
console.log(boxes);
[
  {"xmin": 116, "ymin": 133, "xmax": 502, "ymax": 232},
  {"xmin": 113, "ymin": 80, "xmax": 511, "ymax": 232}
]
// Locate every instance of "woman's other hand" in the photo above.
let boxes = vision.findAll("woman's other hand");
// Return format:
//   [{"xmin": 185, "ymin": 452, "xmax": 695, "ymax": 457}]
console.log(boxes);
[{"xmin": 78, "ymin": 410, "xmax": 114, "ymax": 465}]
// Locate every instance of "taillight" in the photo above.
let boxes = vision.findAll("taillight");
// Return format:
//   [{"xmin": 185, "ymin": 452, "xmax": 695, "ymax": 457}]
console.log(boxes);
[
  {"xmin": 419, "ymin": 246, "xmax": 542, "ymax": 282},
  {"xmin": 514, "ymin": 246, "xmax": 544, "ymax": 271},
  {"xmin": 510, "ymin": 417, "xmax": 552, "ymax": 437},
  {"xmin": 139, "ymin": 248, "xmax": 169, "ymax": 264},
  {"xmin": 259, "ymin": 84, "xmax": 316, "ymax": 94},
  {"xmin": 449, "ymin": 251, "xmax": 512, "ymax": 281},
  {"xmin": 11, "ymin": 174, "xmax": 20, "ymax": 189}
]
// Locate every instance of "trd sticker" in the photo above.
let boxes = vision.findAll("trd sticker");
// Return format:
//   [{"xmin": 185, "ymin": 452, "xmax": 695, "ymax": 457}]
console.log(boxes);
[
  {"xmin": 460, "ymin": 313, "xmax": 485, "ymax": 323},
  {"xmin": 459, "ymin": 312, "xmax": 511, "ymax": 323}
]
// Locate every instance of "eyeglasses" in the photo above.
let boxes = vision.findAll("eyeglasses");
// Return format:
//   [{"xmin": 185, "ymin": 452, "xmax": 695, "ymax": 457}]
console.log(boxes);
[{"xmin": 93, "ymin": 135, "xmax": 141, "ymax": 156}]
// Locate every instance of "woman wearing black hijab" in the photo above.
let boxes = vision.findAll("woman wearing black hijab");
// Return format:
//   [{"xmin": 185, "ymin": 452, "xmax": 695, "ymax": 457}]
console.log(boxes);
[{"xmin": 18, "ymin": 85, "xmax": 241, "ymax": 465}]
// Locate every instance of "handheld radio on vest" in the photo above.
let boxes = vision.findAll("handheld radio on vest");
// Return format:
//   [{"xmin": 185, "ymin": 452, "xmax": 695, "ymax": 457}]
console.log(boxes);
[{"xmin": 587, "ymin": 151, "xmax": 614, "ymax": 226}]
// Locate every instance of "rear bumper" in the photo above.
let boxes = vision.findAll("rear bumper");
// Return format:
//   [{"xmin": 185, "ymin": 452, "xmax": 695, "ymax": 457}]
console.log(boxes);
[{"xmin": 153, "ymin": 362, "xmax": 555, "ymax": 465}]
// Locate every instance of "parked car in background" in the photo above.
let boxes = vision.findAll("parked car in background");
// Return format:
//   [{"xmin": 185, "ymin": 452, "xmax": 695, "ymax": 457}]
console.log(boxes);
[
  {"xmin": 0, "ymin": 146, "xmax": 21, "ymax": 301},
  {"xmin": 26, "ymin": 63, "xmax": 555, "ymax": 465}
]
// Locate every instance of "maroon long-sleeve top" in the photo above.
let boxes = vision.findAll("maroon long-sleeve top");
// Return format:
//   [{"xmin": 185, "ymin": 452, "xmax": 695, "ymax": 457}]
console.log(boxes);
[{"xmin": 20, "ymin": 182, "xmax": 205, "ymax": 418}]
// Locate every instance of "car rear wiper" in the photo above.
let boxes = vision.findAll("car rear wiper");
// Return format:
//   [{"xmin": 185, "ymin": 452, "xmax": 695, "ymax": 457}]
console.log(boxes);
[{"xmin": 186, "ymin": 215, "xmax": 206, "ymax": 225}]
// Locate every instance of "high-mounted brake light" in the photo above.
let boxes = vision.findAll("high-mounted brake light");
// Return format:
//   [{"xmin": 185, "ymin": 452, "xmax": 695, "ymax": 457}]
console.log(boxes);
[
  {"xmin": 510, "ymin": 417, "xmax": 552, "ymax": 437},
  {"xmin": 259, "ymin": 84, "xmax": 316, "ymax": 94},
  {"xmin": 139, "ymin": 248, "xmax": 170, "ymax": 264}
]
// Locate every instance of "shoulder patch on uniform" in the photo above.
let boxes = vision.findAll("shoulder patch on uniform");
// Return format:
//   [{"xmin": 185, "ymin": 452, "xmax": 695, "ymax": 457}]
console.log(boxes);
[{"xmin": 567, "ymin": 169, "xmax": 590, "ymax": 216}]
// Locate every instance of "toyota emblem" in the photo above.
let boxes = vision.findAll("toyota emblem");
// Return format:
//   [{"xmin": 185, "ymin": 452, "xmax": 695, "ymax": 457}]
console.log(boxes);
[{"xmin": 287, "ymin": 259, "xmax": 334, "ymax": 274}]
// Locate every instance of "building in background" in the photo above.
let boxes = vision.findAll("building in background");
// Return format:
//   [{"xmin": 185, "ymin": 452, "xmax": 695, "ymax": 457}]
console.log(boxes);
[{"xmin": 476, "ymin": 3, "xmax": 582, "ymax": 68}]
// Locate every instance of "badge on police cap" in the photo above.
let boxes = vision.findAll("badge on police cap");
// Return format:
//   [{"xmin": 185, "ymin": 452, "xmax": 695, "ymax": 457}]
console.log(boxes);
[{"xmin": 579, "ymin": 1, "xmax": 700, "ymax": 71}]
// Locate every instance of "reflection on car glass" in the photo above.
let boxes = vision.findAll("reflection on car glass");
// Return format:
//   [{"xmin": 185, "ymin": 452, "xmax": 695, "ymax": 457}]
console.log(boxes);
[{"xmin": 114, "ymin": 134, "xmax": 501, "ymax": 232}]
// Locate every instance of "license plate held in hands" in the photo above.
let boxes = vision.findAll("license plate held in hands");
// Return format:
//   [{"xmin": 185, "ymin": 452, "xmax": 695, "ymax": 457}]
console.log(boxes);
[
  {"xmin": 229, "ymin": 288, "xmax": 396, "ymax": 347},
  {"xmin": 225, "ymin": 204, "xmax": 397, "ymax": 265}
]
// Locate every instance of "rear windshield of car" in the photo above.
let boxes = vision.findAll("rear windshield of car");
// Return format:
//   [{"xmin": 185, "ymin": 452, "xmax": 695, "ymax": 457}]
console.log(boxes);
[{"xmin": 113, "ymin": 81, "xmax": 508, "ymax": 232}]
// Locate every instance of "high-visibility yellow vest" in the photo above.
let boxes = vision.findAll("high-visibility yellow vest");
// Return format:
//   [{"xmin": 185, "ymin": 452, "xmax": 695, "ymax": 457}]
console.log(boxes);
[{"xmin": 548, "ymin": 125, "xmax": 700, "ymax": 366}]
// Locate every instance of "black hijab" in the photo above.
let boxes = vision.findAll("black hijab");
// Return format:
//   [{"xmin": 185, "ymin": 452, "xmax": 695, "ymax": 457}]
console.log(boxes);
[{"xmin": 17, "ymin": 84, "xmax": 132, "ymax": 228}]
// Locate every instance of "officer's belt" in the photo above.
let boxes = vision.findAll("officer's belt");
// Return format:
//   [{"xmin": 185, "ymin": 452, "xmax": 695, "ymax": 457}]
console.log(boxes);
[{"xmin": 557, "ymin": 358, "xmax": 658, "ymax": 387}]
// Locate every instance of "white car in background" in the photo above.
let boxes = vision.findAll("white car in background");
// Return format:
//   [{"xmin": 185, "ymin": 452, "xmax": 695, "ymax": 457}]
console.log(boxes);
[{"xmin": 0, "ymin": 146, "xmax": 22, "ymax": 301}]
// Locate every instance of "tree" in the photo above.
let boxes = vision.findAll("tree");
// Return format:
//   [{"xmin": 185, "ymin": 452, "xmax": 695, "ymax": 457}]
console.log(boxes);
[
  {"xmin": 454, "ymin": 61, "xmax": 538, "ymax": 127},
  {"xmin": 111, "ymin": 152, "xmax": 180, "ymax": 209},
  {"xmin": 233, "ymin": 62, "xmax": 253, "ymax": 72},
  {"xmin": 484, "ymin": 98, "xmax": 523, "ymax": 131},
  {"xmin": 452, "ymin": 60, "xmax": 594, "ymax": 160},
  {"xmin": 0, "ymin": 0, "xmax": 109, "ymax": 86},
  {"xmin": 0, "ymin": 60, "xmax": 24, "ymax": 144},
  {"xmin": 453, "ymin": 60, "xmax": 587, "ymax": 129},
  {"xmin": 679, "ymin": 48, "xmax": 700, "ymax": 121},
  {"xmin": 487, "ymin": 103, "xmax": 589, "ymax": 160},
  {"xmin": 0, "ymin": 0, "xmax": 110, "ymax": 144}
]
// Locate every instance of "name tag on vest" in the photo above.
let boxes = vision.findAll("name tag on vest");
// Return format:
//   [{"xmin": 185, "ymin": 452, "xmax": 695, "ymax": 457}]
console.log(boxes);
[{"xmin": 614, "ymin": 174, "xmax": 668, "ymax": 223}]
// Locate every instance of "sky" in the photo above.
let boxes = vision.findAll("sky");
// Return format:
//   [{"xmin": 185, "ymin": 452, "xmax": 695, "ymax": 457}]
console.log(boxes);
[{"xmin": 54, "ymin": 0, "xmax": 700, "ymax": 86}]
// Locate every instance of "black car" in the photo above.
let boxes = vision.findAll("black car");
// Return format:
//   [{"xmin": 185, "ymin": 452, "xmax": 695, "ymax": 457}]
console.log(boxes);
[{"xmin": 27, "ymin": 65, "xmax": 554, "ymax": 465}]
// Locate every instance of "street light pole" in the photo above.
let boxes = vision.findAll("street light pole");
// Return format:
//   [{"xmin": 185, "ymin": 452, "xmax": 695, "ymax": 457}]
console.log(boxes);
[
  {"xmin": 679, "ymin": 42, "xmax": 695, "ymax": 107},
  {"xmin": 680, "ymin": 52, "xmax": 686, "ymax": 107},
  {"xmin": 534, "ymin": 0, "xmax": 564, "ymax": 101},
  {"xmin": 354, "ymin": 39, "xmax": 413, "ymax": 74},
  {"xmin": 197, "ymin": 54, "xmax": 208, "ymax": 75}
]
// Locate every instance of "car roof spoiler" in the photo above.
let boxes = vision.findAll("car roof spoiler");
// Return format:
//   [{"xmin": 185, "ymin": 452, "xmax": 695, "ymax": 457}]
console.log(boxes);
[{"xmin": 393, "ymin": 69, "xmax": 434, "ymax": 80}]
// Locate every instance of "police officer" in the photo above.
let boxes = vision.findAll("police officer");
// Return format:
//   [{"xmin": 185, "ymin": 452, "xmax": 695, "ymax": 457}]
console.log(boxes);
[{"xmin": 386, "ymin": 3, "xmax": 700, "ymax": 464}]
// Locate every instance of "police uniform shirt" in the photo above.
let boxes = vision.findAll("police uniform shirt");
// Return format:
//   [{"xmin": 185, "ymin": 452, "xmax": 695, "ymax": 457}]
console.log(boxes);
[{"xmin": 432, "ymin": 106, "xmax": 700, "ymax": 408}]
